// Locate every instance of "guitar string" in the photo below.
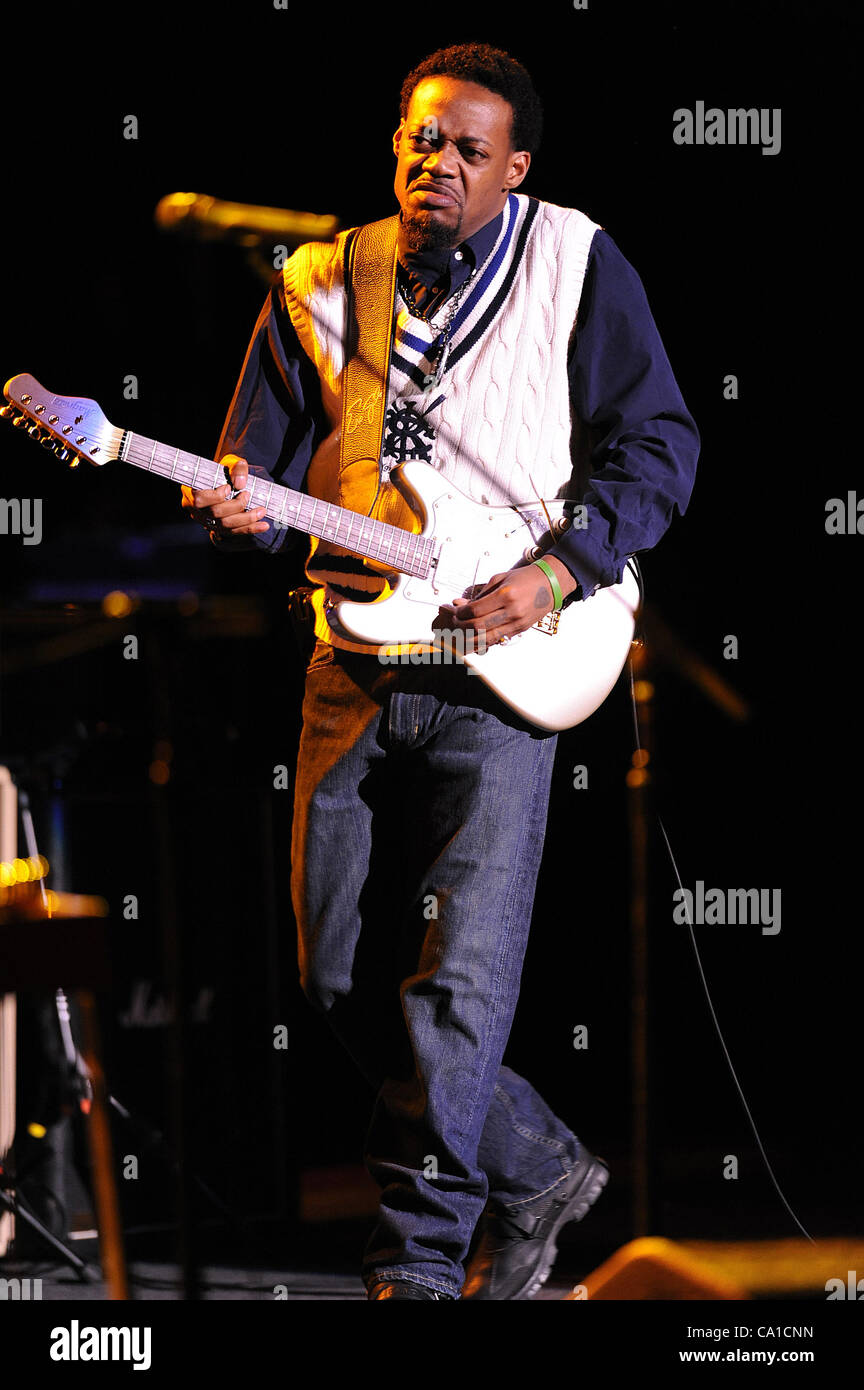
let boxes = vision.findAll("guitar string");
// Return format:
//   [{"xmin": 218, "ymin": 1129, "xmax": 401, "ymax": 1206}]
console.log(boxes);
[
  {"xmin": 51, "ymin": 423, "xmax": 559, "ymax": 584},
  {"xmin": 121, "ymin": 435, "xmax": 433, "ymax": 578},
  {"xmin": 626, "ymin": 657, "xmax": 815, "ymax": 1244},
  {"xmin": 121, "ymin": 438, "xmax": 567, "ymax": 586}
]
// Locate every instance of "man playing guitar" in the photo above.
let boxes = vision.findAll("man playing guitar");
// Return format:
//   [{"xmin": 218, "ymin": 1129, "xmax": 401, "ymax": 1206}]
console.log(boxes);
[{"xmin": 184, "ymin": 42, "xmax": 699, "ymax": 1300}]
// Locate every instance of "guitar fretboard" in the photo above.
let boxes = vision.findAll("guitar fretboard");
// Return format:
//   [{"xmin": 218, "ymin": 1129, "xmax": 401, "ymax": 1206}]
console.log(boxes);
[{"xmin": 120, "ymin": 431, "xmax": 434, "ymax": 579}]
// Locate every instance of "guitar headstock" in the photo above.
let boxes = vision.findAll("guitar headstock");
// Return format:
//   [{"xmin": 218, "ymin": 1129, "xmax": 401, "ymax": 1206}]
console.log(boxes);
[{"xmin": 1, "ymin": 373, "xmax": 121, "ymax": 467}]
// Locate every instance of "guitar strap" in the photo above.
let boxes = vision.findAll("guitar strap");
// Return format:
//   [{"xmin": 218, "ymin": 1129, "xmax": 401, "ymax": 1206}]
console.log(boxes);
[{"xmin": 337, "ymin": 214, "xmax": 400, "ymax": 513}]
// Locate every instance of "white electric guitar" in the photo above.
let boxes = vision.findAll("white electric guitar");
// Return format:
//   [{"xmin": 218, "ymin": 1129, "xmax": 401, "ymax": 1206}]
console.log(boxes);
[{"xmin": 2, "ymin": 373, "xmax": 641, "ymax": 731}]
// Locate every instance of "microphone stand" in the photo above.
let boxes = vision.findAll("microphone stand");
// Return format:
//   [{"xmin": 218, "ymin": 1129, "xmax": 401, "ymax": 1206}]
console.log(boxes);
[{"xmin": 626, "ymin": 600, "xmax": 749, "ymax": 1239}]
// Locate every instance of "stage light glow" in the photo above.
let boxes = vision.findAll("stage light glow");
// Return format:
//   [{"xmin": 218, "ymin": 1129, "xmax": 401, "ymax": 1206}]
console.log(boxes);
[
  {"xmin": 102, "ymin": 589, "xmax": 134, "ymax": 618},
  {"xmin": 0, "ymin": 855, "xmax": 49, "ymax": 883}
]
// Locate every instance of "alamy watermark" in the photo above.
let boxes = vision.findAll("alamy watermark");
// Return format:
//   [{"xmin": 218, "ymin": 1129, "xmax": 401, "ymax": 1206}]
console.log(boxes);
[
  {"xmin": 826, "ymin": 1271, "xmax": 864, "ymax": 1299},
  {"xmin": 0, "ymin": 497, "xmax": 42, "ymax": 545},
  {"xmin": 673, "ymin": 102, "xmax": 781, "ymax": 156},
  {"xmin": 673, "ymin": 882, "xmax": 781, "ymax": 935},
  {"xmin": 49, "ymin": 1321, "xmax": 151, "ymax": 1369},
  {"xmin": 825, "ymin": 492, "xmax": 864, "ymax": 533},
  {"xmin": 377, "ymin": 628, "xmax": 488, "ymax": 666},
  {"xmin": 1, "ymin": 1277, "xmax": 42, "ymax": 1300}
]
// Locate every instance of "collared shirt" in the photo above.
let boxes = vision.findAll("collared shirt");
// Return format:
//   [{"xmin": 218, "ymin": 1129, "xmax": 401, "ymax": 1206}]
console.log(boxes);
[
  {"xmin": 397, "ymin": 209, "xmax": 503, "ymax": 319},
  {"xmin": 215, "ymin": 207, "xmax": 700, "ymax": 598}
]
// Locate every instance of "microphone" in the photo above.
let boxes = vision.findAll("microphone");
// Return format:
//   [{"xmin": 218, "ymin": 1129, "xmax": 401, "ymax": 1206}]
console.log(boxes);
[{"xmin": 154, "ymin": 192, "xmax": 339, "ymax": 247}]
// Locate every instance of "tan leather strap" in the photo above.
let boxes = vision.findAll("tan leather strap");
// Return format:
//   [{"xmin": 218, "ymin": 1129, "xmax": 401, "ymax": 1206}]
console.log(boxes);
[{"xmin": 338, "ymin": 214, "xmax": 400, "ymax": 510}]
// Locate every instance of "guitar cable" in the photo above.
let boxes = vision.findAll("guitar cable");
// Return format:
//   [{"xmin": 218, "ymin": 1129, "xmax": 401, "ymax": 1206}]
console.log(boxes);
[{"xmin": 624, "ymin": 560, "xmax": 815, "ymax": 1244}]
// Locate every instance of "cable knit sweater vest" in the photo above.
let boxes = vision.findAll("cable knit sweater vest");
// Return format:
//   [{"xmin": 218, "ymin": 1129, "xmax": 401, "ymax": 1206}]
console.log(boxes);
[{"xmin": 282, "ymin": 192, "xmax": 600, "ymax": 652}]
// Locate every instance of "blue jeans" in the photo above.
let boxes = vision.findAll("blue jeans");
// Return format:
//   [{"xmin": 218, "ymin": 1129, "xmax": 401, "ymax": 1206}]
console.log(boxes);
[{"xmin": 290, "ymin": 642, "xmax": 582, "ymax": 1299}]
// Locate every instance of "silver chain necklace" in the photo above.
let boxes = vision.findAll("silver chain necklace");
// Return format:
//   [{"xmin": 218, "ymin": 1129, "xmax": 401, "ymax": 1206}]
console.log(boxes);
[
  {"xmin": 398, "ymin": 265, "xmax": 477, "ymax": 391},
  {"xmin": 397, "ymin": 226, "xmax": 502, "ymax": 400},
  {"xmin": 398, "ymin": 262, "xmax": 475, "ymax": 329}
]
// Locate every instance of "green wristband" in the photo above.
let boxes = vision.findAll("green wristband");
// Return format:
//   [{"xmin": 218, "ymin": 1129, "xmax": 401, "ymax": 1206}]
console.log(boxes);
[{"xmin": 533, "ymin": 558, "xmax": 564, "ymax": 610}]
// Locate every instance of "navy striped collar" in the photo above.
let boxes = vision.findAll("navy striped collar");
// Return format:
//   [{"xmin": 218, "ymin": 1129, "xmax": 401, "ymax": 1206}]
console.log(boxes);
[{"xmin": 391, "ymin": 194, "xmax": 538, "ymax": 390}]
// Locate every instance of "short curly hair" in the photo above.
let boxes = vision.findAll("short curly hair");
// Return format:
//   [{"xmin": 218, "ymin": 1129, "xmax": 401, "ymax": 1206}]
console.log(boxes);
[{"xmin": 399, "ymin": 43, "xmax": 543, "ymax": 156}]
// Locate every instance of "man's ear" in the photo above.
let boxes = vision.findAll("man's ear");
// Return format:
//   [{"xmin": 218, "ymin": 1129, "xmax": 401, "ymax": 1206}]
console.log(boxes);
[
  {"xmin": 393, "ymin": 119, "xmax": 405, "ymax": 157},
  {"xmin": 503, "ymin": 151, "xmax": 531, "ymax": 191}
]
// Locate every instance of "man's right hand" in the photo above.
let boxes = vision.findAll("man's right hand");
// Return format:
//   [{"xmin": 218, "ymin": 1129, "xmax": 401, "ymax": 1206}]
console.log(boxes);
[{"xmin": 181, "ymin": 454, "xmax": 270, "ymax": 540}]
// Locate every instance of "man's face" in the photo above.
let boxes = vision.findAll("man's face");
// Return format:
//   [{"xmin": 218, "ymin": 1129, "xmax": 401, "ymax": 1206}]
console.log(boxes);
[{"xmin": 393, "ymin": 76, "xmax": 531, "ymax": 251}]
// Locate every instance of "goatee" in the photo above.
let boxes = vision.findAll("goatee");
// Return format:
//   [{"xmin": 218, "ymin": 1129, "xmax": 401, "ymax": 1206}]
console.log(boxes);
[{"xmin": 402, "ymin": 209, "xmax": 464, "ymax": 252}]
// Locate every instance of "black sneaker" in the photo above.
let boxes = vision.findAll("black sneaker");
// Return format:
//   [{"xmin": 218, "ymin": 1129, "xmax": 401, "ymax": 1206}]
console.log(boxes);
[{"xmin": 461, "ymin": 1149, "xmax": 609, "ymax": 1300}]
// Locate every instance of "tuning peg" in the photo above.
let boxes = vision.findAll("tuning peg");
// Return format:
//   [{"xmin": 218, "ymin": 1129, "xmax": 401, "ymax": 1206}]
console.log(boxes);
[
  {"xmin": 40, "ymin": 434, "xmax": 57, "ymax": 449},
  {"xmin": 68, "ymin": 454, "xmax": 81, "ymax": 469},
  {"xmin": 0, "ymin": 403, "xmax": 15, "ymax": 419},
  {"xmin": 26, "ymin": 423, "xmax": 42, "ymax": 438},
  {"xmin": 56, "ymin": 447, "xmax": 70, "ymax": 462},
  {"xmin": 13, "ymin": 413, "xmax": 28, "ymax": 427}
]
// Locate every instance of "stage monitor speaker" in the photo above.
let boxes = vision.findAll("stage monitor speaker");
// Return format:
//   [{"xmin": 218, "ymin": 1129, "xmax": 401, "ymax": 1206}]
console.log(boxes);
[
  {"xmin": 568, "ymin": 1237, "xmax": 747, "ymax": 1300},
  {"xmin": 566, "ymin": 1236, "xmax": 864, "ymax": 1300}
]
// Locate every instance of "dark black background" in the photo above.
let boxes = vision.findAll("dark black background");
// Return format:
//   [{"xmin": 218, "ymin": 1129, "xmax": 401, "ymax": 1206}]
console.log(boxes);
[{"xmin": 1, "ymin": 0, "xmax": 859, "ymax": 1257}]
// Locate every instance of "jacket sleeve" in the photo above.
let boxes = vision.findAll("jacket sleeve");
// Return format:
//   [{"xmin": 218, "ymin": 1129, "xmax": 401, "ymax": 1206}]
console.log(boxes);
[
  {"xmin": 545, "ymin": 230, "xmax": 700, "ymax": 596},
  {"xmin": 211, "ymin": 272, "xmax": 329, "ymax": 555}
]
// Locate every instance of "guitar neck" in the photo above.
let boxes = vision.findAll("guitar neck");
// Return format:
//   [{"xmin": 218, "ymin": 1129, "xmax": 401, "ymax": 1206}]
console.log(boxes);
[{"xmin": 119, "ymin": 430, "xmax": 433, "ymax": 579}]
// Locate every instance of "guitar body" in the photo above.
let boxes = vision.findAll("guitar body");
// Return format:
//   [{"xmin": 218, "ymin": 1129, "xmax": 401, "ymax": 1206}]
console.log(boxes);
[
  {"xmin": 334, "ymin": 461, "xmax": 640, "ymax": 732},
  {"xmin": 2, "ymin": 375, "xmax": 641, "ymax": 732}
]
